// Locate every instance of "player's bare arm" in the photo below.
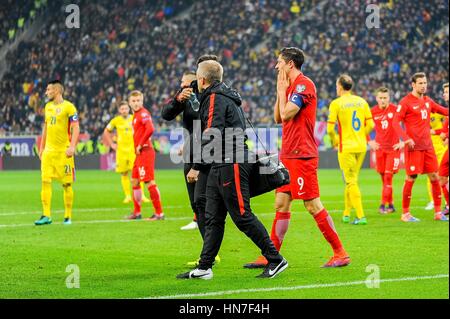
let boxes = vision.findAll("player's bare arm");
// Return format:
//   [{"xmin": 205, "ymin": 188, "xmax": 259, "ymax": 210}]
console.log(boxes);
[
  {"xmin": 103, "ymin": 127, "xmax": 117, "ymax": 151},
  {"xmin": 66, "ymin": 121, "xmax": 79, "ymax": 157},
  {"xmin": 39, "ymin": 123, "xmax": 47, "ymax": 160},
  {"xmin": 368, "ymin": 140, "xmax": 380, "ymax": 151}
]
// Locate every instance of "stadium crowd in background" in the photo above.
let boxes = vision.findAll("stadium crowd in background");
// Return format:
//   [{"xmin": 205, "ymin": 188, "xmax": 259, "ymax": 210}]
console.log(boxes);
[
  {"xmin": 0, "ymin": 0, "xmax": 48, "ymax": 47},
  {"xmin": 0, "ymin": 0, "xmax": 448, "ymax": 146}
]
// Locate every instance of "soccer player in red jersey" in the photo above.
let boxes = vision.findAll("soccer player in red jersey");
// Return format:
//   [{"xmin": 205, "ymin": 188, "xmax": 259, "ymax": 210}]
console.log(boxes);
[
  {"xmin": 245, "ymin": 47, "xmax": 350, "ymax": 269},
  {"xmin": 434, "ymin": 83, "xmax": 449, "ymax": 215},
  {"xmin": 127, "ymin": 90, "xmax": 164, "ymax": 221},
  {"xmin": 392, "ymin": 73, "xmax": 449, "ymax": 222},
  {"xmin": 369, "ymin": 87, "xmax": 402, "ymax": 214}
]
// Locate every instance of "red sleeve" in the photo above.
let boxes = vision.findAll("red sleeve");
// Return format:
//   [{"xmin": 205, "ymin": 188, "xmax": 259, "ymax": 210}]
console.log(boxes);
[
  {"xmin": 443, "ymin": 118, "xmax": 449, "ymax": 137},
  {"xmin": 392, "ymin": 103, "xmax": 410, "ymax": 142},
  {"xmin": 430, "ymin": 99, "xmax": 449, "ymax": 116},
  {"xmin": 138, "ymin": 113, "xmax": 154, "ymax": 147}
]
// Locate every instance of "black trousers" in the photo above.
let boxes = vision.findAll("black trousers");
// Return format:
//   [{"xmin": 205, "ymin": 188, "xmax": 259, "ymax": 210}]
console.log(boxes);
[
  {"xmin": 199, "ymin": 163, "xmax": 282, "ymax": 269},
  {"xmin": 193, "ymin": 165, "xmax": 210, "ymax": 239},
  {"xmin": 184, "ymin": 162, "xmax": 210, "ymax": 239},
  {"xmin": 183, "ymin": 163, "xmax": 196, "ymax": 217}
]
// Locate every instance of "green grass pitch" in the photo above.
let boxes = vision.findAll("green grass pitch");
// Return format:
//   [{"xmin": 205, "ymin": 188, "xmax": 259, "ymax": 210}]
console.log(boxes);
[{"xmin": 0, "ymin": 169, "xmax": 448, "ymax": 299}]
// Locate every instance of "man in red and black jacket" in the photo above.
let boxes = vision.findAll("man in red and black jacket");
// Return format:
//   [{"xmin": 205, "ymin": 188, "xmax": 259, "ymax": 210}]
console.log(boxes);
[{"xmin": 177, "ymin": 60, "xmax": 287, "ymax": 280}]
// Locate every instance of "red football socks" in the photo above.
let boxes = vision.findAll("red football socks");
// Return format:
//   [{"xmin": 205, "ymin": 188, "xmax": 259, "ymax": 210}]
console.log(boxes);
[
  {"xmin": 383, "ymin": 173, "xmax": 393, "ymax": 204},
  {"xmin": 270, "ymin": 212, "xmax": 291, "ymax": 251},
  {"xmin": 402, "ymin": 180, "xmax": 415, "ymax": 214},
  {"xmin": 442, "ymin": 183, "xmax": 449, "ymax": 207},
  {"xmin": 431, "ymin": 180, "xmax": 442, "ymax": 213},
  {"xmin": 314, "ymin": 209, "xmax": 345, "ymax": 256},
  {"xmin": 148, "ymin": 184, "xmax": 163, "ymax": 215},
  {"xmin": 132, "ymin": 185, "xmax": 142, "ymax": 215}
]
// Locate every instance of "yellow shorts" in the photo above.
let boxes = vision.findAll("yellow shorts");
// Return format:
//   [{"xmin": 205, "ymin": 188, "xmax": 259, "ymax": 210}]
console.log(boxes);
[
  {"xmin": 41, "ymin": 151, "xmax": 75, "ymax": 184},
  {"xmin": 338, "ymin": 151, "xmax": 366, "ymax": 185},
  {"xmin": 432, "ymin": 139, "xmax": 447, "ymax": 163},
  {"xmin": 116, "ymin": 151, "xmax": 135, "ymax": 173}
]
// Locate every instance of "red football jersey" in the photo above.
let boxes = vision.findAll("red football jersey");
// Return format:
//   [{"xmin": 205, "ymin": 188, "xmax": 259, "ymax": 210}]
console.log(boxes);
[
  {"xmin": 371, "ymin": 103, "xmax": 399, "ymax": 150},
  {"xmin": 393, "ymin": 93, "xmax": 449, "ymax": 150},
  {"xmin": 280, "ymin": 72, "xmax": 318, "ymax": 159},
  {"xmin": 132, "ymin": 107, "xmax": 155, "ymax": 149},
  {"xmin": 443, "ymin": 117, "xmax": 449, "ymax": 138}
]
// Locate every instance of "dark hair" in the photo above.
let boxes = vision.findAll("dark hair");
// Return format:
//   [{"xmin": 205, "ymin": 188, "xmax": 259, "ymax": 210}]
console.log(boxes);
[
  {"xmin": 443, "ymin": 82, "xmax": 449, "ymax": 89},
  {"xmin": 411, "ymin": 72, "xmax": 426, "ymax": 83},
  {"xmin": 376, "ymin": 86, "xmax": 389, "ymax": 94},
  {"xmin": 337, "ymin": 74, "xmax": 353, "ymax": 91},
  {"xmin": 47, "ymin": 79, "xmax": 63, "ymax": 86},
  {"xmin": 280, "ymin": 47, "xmax": 305, "ymax": 70},
  {"xmin": 196, "ymin": 54, "xmax": 218, "ymax": 66}
]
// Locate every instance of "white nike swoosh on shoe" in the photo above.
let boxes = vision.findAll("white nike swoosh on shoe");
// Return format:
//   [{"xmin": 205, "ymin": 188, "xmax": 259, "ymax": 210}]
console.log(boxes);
[{"xmin": 268, "ymin": 260, "xmax": 287, "ymax": 276}]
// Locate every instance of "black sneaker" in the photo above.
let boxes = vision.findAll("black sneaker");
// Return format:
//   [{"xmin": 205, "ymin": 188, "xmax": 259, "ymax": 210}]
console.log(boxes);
[
  {"xmin": 176, "ymin": 268, "xmax": 213, "ymax": 280},
  {"xmin": 256, "ymin": 258, "xmax": 288, "ymax": 278}
]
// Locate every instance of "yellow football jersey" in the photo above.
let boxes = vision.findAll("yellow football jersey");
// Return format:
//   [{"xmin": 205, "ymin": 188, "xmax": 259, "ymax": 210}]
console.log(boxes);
[
  {"xmin": 327, "ymin": 93, "xmax": 374, "ymax": 153},
  {"xmin": 106, "ymin": 115, "xmax": 134, "ymax": 153},
  {"xmin": 430, "ymin": 113, "xmax": 446, "ymax": 131},
  {"xmin": 44, "ymin": 100, "xmax": 78, "ymax": 152}
]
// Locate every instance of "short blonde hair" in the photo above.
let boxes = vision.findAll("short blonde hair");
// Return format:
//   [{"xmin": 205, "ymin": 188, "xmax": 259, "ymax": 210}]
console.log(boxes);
[{"xmin": 129, "ymin": 90, "xmax": 143, "ymax": 98}]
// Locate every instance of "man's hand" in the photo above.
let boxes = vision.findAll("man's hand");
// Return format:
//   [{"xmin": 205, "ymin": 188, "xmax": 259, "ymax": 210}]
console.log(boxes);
[
  {"xmin": 136, "ymin": 145, "xmax": 142, "ymax": 155},
  {"xmin": 393, "ymin": 141, "xmax": 404, "ymax": 150},
  {"xmin": 440, "ymin": 132, "xmax": 447, "ymax": 141},
  {"xmin": 368, "ymin": 140, "xmax": 380, "ymax": 151},
  {"xmin": 176, "ymin": 88, "xmax": 193, "ymax": 103},
  {"xmin": 444, "ymin": 138, "xmax": 449, "ymax": 146},
  {"xmin": 430, "ymin": 129, "xmax": 436, "ymax": 135},
  {"xmin": 110, "ymin": 142, "xmax": 117, "ymax": 151},
  {"xmin": 177, "ymin": 147, "xmax": 183, "ymax": 156},
  {"xmin": 277, "ymin": 69, "xmax": 290, "ymax": 96},
  {"xmin": 38, "ymin": 149, "xmax": 43, "ymax": 160},
  {"xmin": 404, "ymin": 139, "xmax": 415, "ymax": 150},
  {"xmin": 66, "ymin": 146, "xmax": 75, "ymax": 157},
  {"xmin": 186, "ymin": 168, "xmax": 199, "ymax": 183}
]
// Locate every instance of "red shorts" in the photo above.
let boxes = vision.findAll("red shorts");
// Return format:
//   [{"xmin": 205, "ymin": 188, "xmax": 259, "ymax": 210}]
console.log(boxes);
[
  {"xmin": 375, "ymin": 149, "xmax": 400, "ymax": 174},
  {"xmin": 132, "ymin": 148, "xmax": 155, "ymax": 182},
  {"xmin": 276, "ymin": 157, "xmax": 320, "ymax": 200},
  {"xmin": 404, "ymin": 149, "xmax": 438, "ymax": 176},
  {"xmin": 439, "ymin": 149, "xmax": 449, "ymax": 177}
]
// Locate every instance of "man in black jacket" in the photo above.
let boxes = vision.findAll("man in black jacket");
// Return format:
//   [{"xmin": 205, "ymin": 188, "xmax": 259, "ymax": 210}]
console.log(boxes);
[
  {"xmin": 162, "ymin": 70, "xmax": 199, "ymax": 232},
  {"xmin": 162, "ymin": 55, "xmax": 221, "ymax": 267},
  {"xmin": 177, "ymin": 60, "xmax": 288, "ymax": 280}
]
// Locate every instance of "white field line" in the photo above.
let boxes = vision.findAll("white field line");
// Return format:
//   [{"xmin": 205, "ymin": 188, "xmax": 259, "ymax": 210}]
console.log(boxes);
[
  {"xmin": 0, "ymin": 206, "xmax": 430, "ymax": 228},
  {"xmin": 0, "ymin": 212, "xmax": 321, "ymax": 228},
  {"xmin": 0, "ymin": 199, "xmax": 419, "ymax": 217},
  {"xmin": 144, "ymin": 274, "xmax": 449, "ymax": 299}
]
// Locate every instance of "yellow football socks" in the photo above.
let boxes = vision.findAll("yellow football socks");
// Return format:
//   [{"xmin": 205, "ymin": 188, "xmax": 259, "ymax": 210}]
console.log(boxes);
[
  {"xmin": 63, "ymin": 184, "xmax": 74, "ymax": 219},
  {"xmin": 349, "ymin": 184, "xmax": 365, "ymax": 219},
  {"xmin": 41, "ymin": 182, "xmax": 52, "ymax": 217},
  {"xmin": 121, "ymin": 175, "xmax": 131, "ymax": 198}
]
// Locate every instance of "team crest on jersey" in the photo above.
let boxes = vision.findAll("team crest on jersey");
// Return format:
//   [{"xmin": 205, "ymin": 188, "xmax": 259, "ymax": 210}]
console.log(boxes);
[
  {"xmin": 296, "ymin": 85, "xmax": 306, "ymax": 93},
  {"xmin": 56, "ymin": 108, "xmax": 61, "ymax": 115},
  {"xmin": 388, "ymin": 113, "xmax": 393, "ymax": 119}
]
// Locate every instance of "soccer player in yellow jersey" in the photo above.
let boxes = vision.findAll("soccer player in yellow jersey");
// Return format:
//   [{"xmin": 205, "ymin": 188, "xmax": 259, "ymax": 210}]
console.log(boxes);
[
  {"xmin": 425, "ymin": 82, "xmax": 449, "ymax": 210},
  {"xmin": 327, "ymin": 75, "xmax": 375, "ymax": 225},
  {"xmin": 35, "ymin": 80, "xmax": 80, "ymax": 226},
  {"xmin": 103, "ymin": 102, "xmax": 151, "ymax": 204}
]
